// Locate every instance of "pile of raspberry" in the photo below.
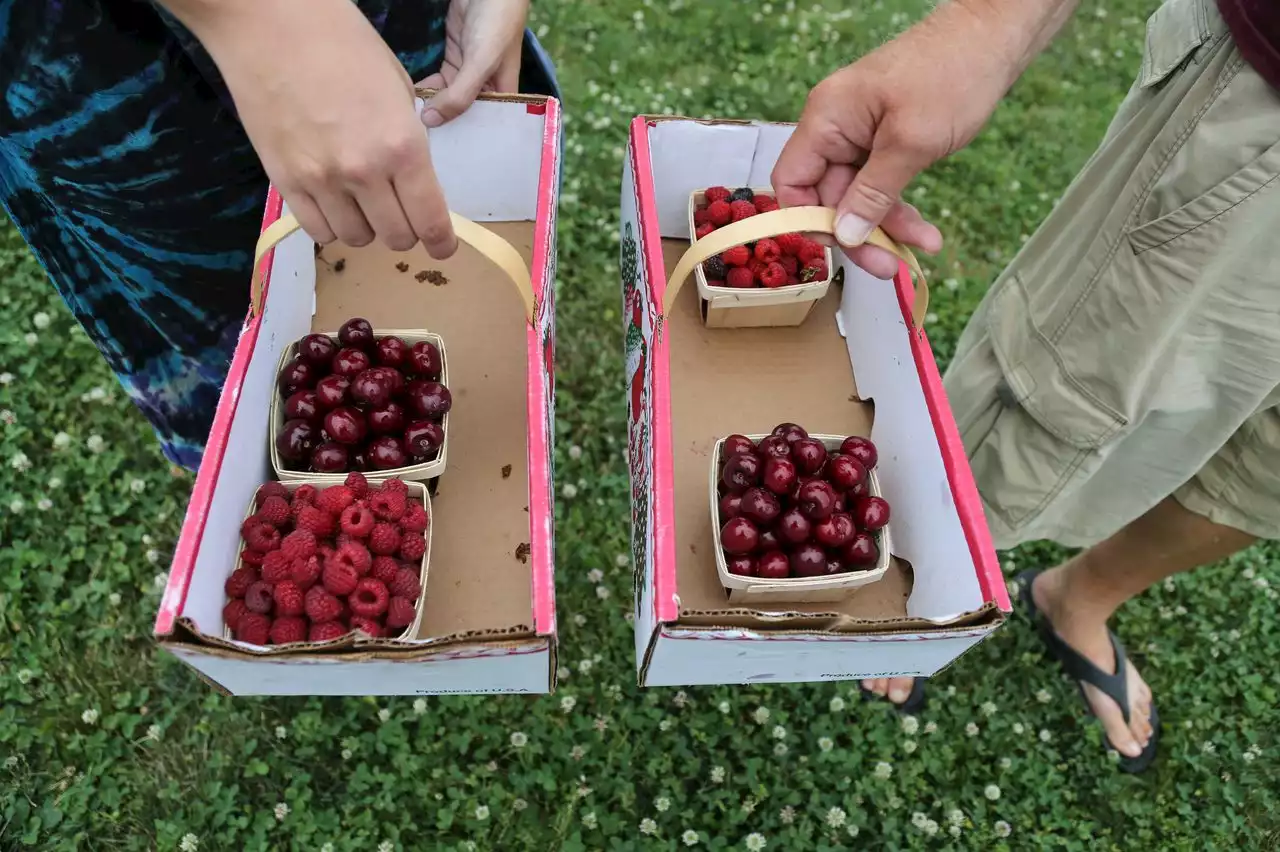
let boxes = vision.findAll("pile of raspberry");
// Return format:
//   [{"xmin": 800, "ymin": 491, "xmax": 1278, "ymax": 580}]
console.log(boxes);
[
  {"xmin": 225, "ymin": 471, "xmax": 429, "ymax": 646},
  {"xmin": 692, "ymin": 186, "xmax": 830, "ymax": 289}
]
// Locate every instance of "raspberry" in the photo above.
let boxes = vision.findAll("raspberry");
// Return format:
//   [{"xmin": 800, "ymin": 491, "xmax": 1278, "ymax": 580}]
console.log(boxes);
[
  {"xmin": 720, "ymin": 245, "xmax": 750, "ymax": 267},
  {"xmin": 369, "ymin": 489, "xmax": 407, "ymax": 521},
  {"xmin": 776, "ymin": 232, "xmax": 805, "ymax": 256},
  {"xmin": 224, "ymin": 566, "xmax": 258, "ymax": 598},
  {"xmin": 753, "ymin": 195, "xmax": 780, "ymax": 213},
  {"xmin": 291, "ymin": 555, "xmax": 322, "ymax": 590},
  {"xmin": 261, "ymin": 550, "xmax": 293, "ymax": 584},
  {"xmin": 760, "ymin": 262, "xmax": 788, "ymax": 288},
  {"xmin": 317, "ymin": 485, "xmax": 356, "ymax": 517},
  {"xmin": 748, "ymin": 259, "xmax": 769, "ymax": 280},
  {"xmin": 802, "ymin": 259, "xmax": 830, "ymax": 282},
  {"xmin": 256, "ymin": 481, "xmax": 290, "ymax": 508},
  {"xmin": 399, "ymin": 532, "xmax": 427, "ymax": 562},
  {"xmin": 706, "ymin": 199, "xmax": 732, "ymax": 227},
  {"xmin": 729, "ymin": 187, "xmax": 755, "ymax": 203},
  {"xmin": 332, "ymin": 540, "xmax": 373, "ymax": 576},
  {"xmin": 387, "ymin": 597, "xmax": 417, "ymax": 630},
  {"xmin": 695, "ymin": 222, "xmax": 715, "ymax": 240},
  {"xmin": 380, "ymin": 478, "xmax": 409, "ymax": 496},
  {"xmin": 399, "ymin": 503, "xmax": 430, "ymax": 534},
  {"xmin": 702, "ymin": 256, "xmax": 727, "ymax": 280},
  {"xmin": 349, "ymin": 578, "xmax": 390, "ymax": 618},
  {"xmin": 244, "ymin": 581, "xmax": 274, "ymax": 614},
  {"xmin": 787, "ymin": 275, "xmax": 801, "ymax": 286},
  {"xmin": 242, "ymin": 521, "xmax": 281, "ymax": 553},
  {"xmin": 223, "ymin": 599, "xmax": 249, "ymax": 632},
  {"xmin": 704, "ymin": 186, "xmax": 732, "ymax": 204},
  {"xmin": 778, "ymin": 255, "xmax": 799, "ymax": 277},
  {"xmin": 371, "ymin": 556, "xmax": 401, "ymax": 585},
  {"xmin": 729, "ymin": 200, "xmax": 756, "ymax": 222},
  {"xmin": 292, "ymin": 484, "xmax": 318, "ymax": 505},
  {"xmin": 235, "ymin": 612, "xmax": 271, "ymax": 645},
  {"xmin": 368, "ymin": 523, "xmax": 402, "ymax": 556},
  {"xmin": 257, "ymin": 496, "xmax": 291, "ymax": 528},
  {"xmin": 351, "ymin": 616, "xmax": 384, "ymax": 638},
  {"xmin": 344, "ymin": 471, "xmax": 369, "ymax": 498},
  {"xmin": 726, "ymin": 267, "xmax": 755, "ymax": 289},
  {"xmin": 273, "ymin": 581, "xmax": 305, "ymax": 616},
  {"xmin": 317, "ymin": 544, "xmax": 335, "ymax": 563},
  {"xmin": 295, "ymin": 505, "xmax": 335, "ymax": 537},
  {"xmin": 390, "ymin": 567, "xmax": 421, "ymax": 601},
  {"xmin": 309, "ymin": 621, "xmax": 348, "ymax": 642},
  {"xmin": 269, "ymin": 616, "xmax": 307, "ymax": 645},
  {"xmin": 240, "ymin": 549, "xmax": 266, "ymax": 566},
  {"xmin": 798, "ymin": 240, "xmax": 826, "ymax": 264},
  {"xmin": 753, "ymin": 239, "xmax": 781, "ymax": 264},
  {"xmin": 693, "ymin": 207, "xmax": 711, "ymax": 227},
  {"xmin": 305, "ymin": 586, "xmax": 345, "ymax": 623},
  {"xmin": 280, "ymin": 529, "xmax": 317, "ymax": 561},
  {"xmin": 322, "ymin": 560, "xmax": 359, "ymax": 597}
]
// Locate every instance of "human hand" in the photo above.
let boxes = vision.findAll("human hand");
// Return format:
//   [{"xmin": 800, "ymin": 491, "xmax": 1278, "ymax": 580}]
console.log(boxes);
[{"xmin": 418, "ymin": 0, "xmax": 530, "ymax": 128}]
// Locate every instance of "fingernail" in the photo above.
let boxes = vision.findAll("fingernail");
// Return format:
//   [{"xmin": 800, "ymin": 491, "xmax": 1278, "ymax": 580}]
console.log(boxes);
[
  {"xmin": 888, "ymin": 685, "xmax": 910, "ymax": 704},
  {"xmin": 835, "ymin": 212, "xmax": 873, "ymax": 247},
  {"xmin": 861, "ymin": 679, "xmax": 875, "ymax": 691},
  {"xmin": 421, "ymin": 107, "xmax": 443, "ymax": 129}
]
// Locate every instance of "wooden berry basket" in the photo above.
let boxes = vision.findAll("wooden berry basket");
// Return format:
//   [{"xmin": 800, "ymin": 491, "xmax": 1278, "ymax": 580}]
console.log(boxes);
[
  {"xmin": 710, "ymin": 434, "xmax": 892, "ymax": 604},
  {"xmin": 269, "ymin": 330, "xmax": 450, "ymax": 484},
  {"xmin": 687, "ymin": 188, "xmax": 834, "ymax": 329},
  {"xmin": 225, "ymin": 478, "xmax": 432, "ymax": 649}
]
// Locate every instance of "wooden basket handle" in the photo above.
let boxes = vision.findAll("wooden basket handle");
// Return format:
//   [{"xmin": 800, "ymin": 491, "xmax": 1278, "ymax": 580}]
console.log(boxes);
[
  {"xmin": 251, "ymin": 212, "xmax": 537, "ymax": 323},
  {"xmin": 663, "ymin": 206, "xmax": 930, "ymax": 328}
]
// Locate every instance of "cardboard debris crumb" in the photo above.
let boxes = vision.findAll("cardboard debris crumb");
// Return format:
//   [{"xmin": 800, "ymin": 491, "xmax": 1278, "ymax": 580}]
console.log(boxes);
[
  {"xmin": 313, "ymin": 243, "xmax": 323, "ymax": 257},
  {"xmin": 415, "ymin": 269, "xmax": 449, "ymax": 286},
  {"xmin": 501, "ymin": 464, "xmax": 513, "ymax": 479},
  {"xmin": 333, "ymin": 258, "xmax": 346, "ymax": 273},
  {"xmin": 395, "ymin": 261, "xmax": 410, "ymax": 273},
  {"xmin": 515, "ymin": 543, "xmax": 531, "ymax": 563}
]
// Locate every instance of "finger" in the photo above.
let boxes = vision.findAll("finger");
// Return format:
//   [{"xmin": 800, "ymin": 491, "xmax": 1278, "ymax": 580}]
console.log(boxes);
[
  {"xmin": 355, "ymin": 183, "xmax": 418, "ymax": 252},
  {"xmin": 421, "ymin": 61, "xmax": 491, "ymax": 128},
  {"xmin": 392, "ymin": 146, "xmax": 457, "ymax": 259},
  {"xmin": 418, "ymin": 72, "xmax": 447, "ymax": 92},
  {"xmin": 845, "ymin": 244, "xmax": 904, "ymax": 280},
  {"xmin": 881, "ymin": 201, "xmax": 943, "ymax": 254},
  {"xmin": 834, "ymin": 146, "xmax": 928, "ymax": 248},
  {"xmin": 314, "ymin": 190, "xmax": 375, "ymax": 247},
  {"xmin": 772, "ymin": 123, "xmax": 829, "ymax": 208},
  {"xmin": 490, "ymin": 35, "xmax": 522, "ymax": 93},
  {"xmin": 285, "ymin": 191, "xmax": 337, "ymax": 245},
  {"xmin": 887, "ymin": 678, "xmax": 913, "ymax": 705},
  {"xmin": 816, "ymin": 163, "xmax": 857, "ymax": 209}
]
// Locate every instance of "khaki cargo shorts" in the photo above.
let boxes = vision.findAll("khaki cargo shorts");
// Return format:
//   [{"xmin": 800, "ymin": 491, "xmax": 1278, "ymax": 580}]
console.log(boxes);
[{"xmin": 945, "ymin": 0, "xmax": 1280, "ymax": 550}]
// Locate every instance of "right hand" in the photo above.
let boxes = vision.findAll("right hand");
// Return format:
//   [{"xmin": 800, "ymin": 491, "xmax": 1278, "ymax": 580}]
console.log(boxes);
[{"xmin": 189, "ymin": 0, "xmax": 457, "ymax": 257}]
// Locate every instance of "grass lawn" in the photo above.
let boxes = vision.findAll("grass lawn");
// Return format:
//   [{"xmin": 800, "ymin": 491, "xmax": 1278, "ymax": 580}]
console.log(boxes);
[{"xmin": 3, "ymin": 0, "xmax": 1279, "ymax": 849}]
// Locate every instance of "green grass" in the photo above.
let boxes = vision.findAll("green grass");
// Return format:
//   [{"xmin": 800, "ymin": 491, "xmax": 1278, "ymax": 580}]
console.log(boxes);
[{"xmin": 3, "ymin": 0, "xmax": 1279, "ymax": 849}]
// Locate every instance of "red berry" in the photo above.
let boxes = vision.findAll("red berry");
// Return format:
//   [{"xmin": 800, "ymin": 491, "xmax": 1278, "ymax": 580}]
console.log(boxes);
[
  {"xmin": 840, "ymin": 436, "xmax": 878, "ymax": 470},
  {"xmin": 291, "ymin": 555, "xmax": 322, "ymax": 590},
  {"xmin": 235, "ymin": 612, "xmax": 271, "ymax": 645},
  {"xmin": 853, "ymin": 496, "xmax": 891, "ymax": 531},
  {"xmin": 368, "ymin": 523, "xmax": 402, "ymax": 556},
  {"xmin": 369, "ymin": 489, "xmax": 407, "ymax": 522},
  {"xmin": 753, "ymin": 195, "xmax": 780, "ymax": 213},
  {"xmin": 695, "ymin": 222, "xmax": 715, "ymax": 239},
  {"xmin": 332, "ymin": 540, "xmax": 373, "ymax": 577},
  {"xmin": 316, "ymin": 485, "xmax": 355, "ymax": 517},
  {"xmin": 693, "ymin": 207, "xmax": 712, "ymax": 227},
  {"xmin": 338, "ymin": 317, "xmax": 375, "ymax": 350},
  {"xmin": 350, "ymin": 578, "xmax": 390, "ymax": 618},
  {"xmin": 339, "ymin": 502, "xmax": 376, "ymax": 538},
  {"xmin": 380, "ymin": 478, "xmax": 409, "ymax": 496},
  {"xmin": 759, "ymin": 262, "xmax": 787, "ymax": 288},
  {"xmin": 371, "ymin": 556, "xmax": 400, "ymax": 584},
  {"xmin": 322, "ymin": 560, "xmax": 360, "ymax": 597},
  {"xmin": 350, "ymin": 616, "xmax": 384, "ymax": 638},
  {"xmin": 777, "ymin": 507, "xmax": 811, "ymax": 544},
  {"xmin": 399, "ymin": 532, "xmax": 426, "ymax": 562},
  {"xmin": 798, "ymin": 480, "xmax": 838, "ymax": 521},
  {"xmin": 269, "ymin": 616, "xmax": 307, "ymax": 645},
  {"xmin": 390, "ymin": 567, "xmax": 421, "ymax": 601},
  {"xmin": 399, "ymin": 503, "xmax": 429, "ymax": 534},
  {"xmin": 756, "ymin": 551, "xmax": 790, "ymax": 579},
  {"xmin": 273, "ymin": 581, "xmax": 305, "ymax": 616},
  {"xmin": 344, "ymin": 471, "xmax": 370, "ymax": 498},
  {"xmin": 841, "ymin": 531, "xmax": 880, "ymax": 568},
  {"xmin": 729, "ymin": 200, "xmax": 756, "ymax": 222},
  {"xmin": 260, "ymin": 551, "xmax": 292, "ymax": 584},
  {"xmin": 706, "ymin": 199, "xmax": 732, "ymax": 226},
  {"xmin": 827, "ymin": 454, "xmax": 868, "ymax": 492},
  {"xmin": 280, "ymin": 529, "xmax": 317, "ymax": 561},
  {"xmin": 304, "ymin": 586, "xmax": 345, "ymax": 623},
  {"xmin": 293, "ymin": 485, "xmax": 318, "ymax": 505},
  {"xmin": 242, "ymin": 521, "xmax": 281, "ymax": 553},
  {"xmin": 719, "ymin": 493, "xmax": 742, "ymax": 519},
  {"xmin": 775, "ymin": 233, "xmax": 805, "ymax": 256},
  {"xmin": 720, "ymin": 245, "xmax": 751, "ymax": 267},
  {"xmin": 753, "ymin": 239, "xmax": 781, "ymax": 264},
  {"xmin": 224, "ymin": 566, "xmax": 258, "ymax": 598},
  {"xmin": 309, "ymin": 621, "xmax": 348, "ymax": 642},
  {"xmin": 256, "ymin": 496, "xmax": 291, "ymax": 528},
  {"xmin": 295, "ymin": 505, "xmax": 335, "ymax": 537},
  {"xmin": 240, "ymin": 549, "xmax": 266, "ymax": 566},
  {"xmin": 791, "ymin": 543, "xmax": 828, "ymax": 577},
  {"xmin": 244, "ymin": 581, "xmax": 274, "ymax": 614},
  {"xmin": 802, "ymin": 259, "xmax": 829, "ymax": 282},
  {"xmin": 223, "ymin": 599, "xmax": 249, "ymax": 632},
  {"xmin": 798, "ymin": 240, "xmax": 825, "ymax": 264},
  {"xmin": 778, "ymin": 255, "xmax": 799, "ymax": 277},
  {"xmin": 721, "ymin": 453, "xmax": 762, "ymax": 493},
  {"xmin": 725, "ymin": 267, "xmax": 754, "ymax": 289},
  {"xmin": 720, "ymin": 517, "xmax": 759, "ymax": 556},
  {"xmin": 386, "ymin": 596, "xmax": 417, "ymax": 629},
  {"xmin": 704, "ymin": 186, "xmax": 732, "ymax": 204},
  {"xmin": 257, "ymin": 481, "xmax": 290, "ymax": 507},
  {"xmin": 408, "ymin": 341, "xmax": 444, "ymax": 380},
  {"xmin": 814, "ymin": 512, "xmax": 857, "ymax": 548},
  {"xmin": 726, "ymin": 555, "xmax": 756, "ymax": 577}
]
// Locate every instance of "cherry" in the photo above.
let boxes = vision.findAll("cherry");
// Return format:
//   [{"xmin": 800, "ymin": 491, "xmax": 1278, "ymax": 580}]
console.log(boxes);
[
  {"xmin": 761, "ymin": 457, "xmax": 796, "ymax": 496},
  {"xmin": 298, "ymin": 333, "xmax": 338, "ymax": 366},
  {"xmin": 720, "ymin": 517, "xmax": 759, "ymax": 555},
  {"xmin": 758, "ymin": 435, "xmax": 792, "ymax": 460},
  {"xmin": 406, "ymin": 380, "xmax": 452, "ymax": 419},
  {"xmin": 726, "ymin": 555, "xmax": 756, "ymax": 577},
  {"xmin": 840, "ymin": 435, "xmax": 878, "ymax": 470},
  {"xmin": 331, "ymin": 347, "xmax": 372, "ymax": 378},
  {"xmin": 367, "ymin": 402, "xmax": 406, "ymax": 435},
  {"xmin": 719, "ymin": 493, "xmax": 743, "ymax": 520},
  {"xmin": 314, "ymin": 374, "xmax": 350, "ymax": 410},
  {"xmin": 368, "ymin": 435, "xmax": 409, "ymax": 470},
  {"xmin": 338, "ymin": 317, "xmax": 375, "ymax": 350},
  {"xmin": 814, "ymin": 512, "xmax": 856, "ymax": 547},
  {"xmin": 310, "ymin": 441, "xmax": 349, "ymax": 473},
  {"xmin": 723, "ymin": 434, "xmax": 756, "ymax": 458},
  {"xmin": 827, "ymin": 454, "xmax": 868, "ymax": 492},
  {"xmin": 375, "ymin": 366, "xmax": 405, "ymax": 396},
  {"xmin": 776, "ymin": 507, "xmax": 811, "ymax": 544},
  {"xmin": 375, "ymin": 335, "xmax": 409, "ymax": 368},
  {"xmin": 351, "ymin": 369, "xmax": 394, "ymax": 408},
  {"xmin": 758, "ymin": 529, "xmax": 781, "ymax": 552},
  {"xmin": 756, "ymin": 551, "xmax": 790, "ymax": 579},
  {"xmin": 324, "ymin": 406, "xmax": 368, "ymax": 445},
  {"xmin": 408, "ymin": 341, "xmax": 443, "ymax": 379},
  {"xmin": 721, "ymin": 453, "xmax": 762, "ymax": 493},
  {"xmin": 790, "ymin": 543, "xmax": 828, "ymax": 577},
  {"xmin": 276, "ymin": 419, "xmax": 317, "ymax": 462},
  {"xmin": 772, "ymin": 422, "xmax": 808, "ymax": 445},
  {"xmin": 284, "ymin": 390, "xmax": 320, "ymax": 422},
  {"xmin": 853, "ymin": 496, "xmax": 891, "ymax": 531},
  {"xmin": 278, "ymin": 358, "xmax": 319, "ymax": 396},
  {"xmin": 792, "ymin": 438, "xmax": 828, "ymax": 475},
  {"xmin": 403, "ymin": 420, "xmax": 445, "ymax": 459},
  {"xmin": 739, "ymin": 487, "xmax": 781, "ymax": 525},
  {"xmin": 841, "ymin": 531, "xmax": 879, "ymax": 567},
  {"xmin": 797, "ymin": 479, "xmax": 838, "ymax": 521}
]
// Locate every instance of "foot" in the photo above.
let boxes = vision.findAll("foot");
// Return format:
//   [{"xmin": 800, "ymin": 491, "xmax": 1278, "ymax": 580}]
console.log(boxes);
[
  {"xmin": 1030, "ymin": 567, "xmax": 1155, "ymax": 758},
  {"xmin": 861, "ymin": 677, "xmax": 917, "ymax": 705}
]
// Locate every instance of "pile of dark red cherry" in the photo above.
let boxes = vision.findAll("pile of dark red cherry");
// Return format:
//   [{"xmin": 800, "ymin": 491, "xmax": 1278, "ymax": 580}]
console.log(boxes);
[
  {"xmin": 716, "ymin": 423, "xmax": 890, "ymax": 580},
  {"xmin": 275, "ymin": 317, "xmax": 451, "ymax": 473}
]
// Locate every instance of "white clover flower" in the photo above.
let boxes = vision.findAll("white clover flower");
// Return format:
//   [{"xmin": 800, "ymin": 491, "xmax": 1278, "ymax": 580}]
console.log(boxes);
[
  {"xmin": 903, "ymin": 739, "xmax": 917, "ymax": 754},
  {"xmin": 587, "ymin": 568, "xmax": 603, "ymax": 583},
  {"xmin": 510, "ymin": 731, "xmax": 528, "ymax": 748},
  {"xmin": 741, "ymin": 798, "xmax": 757, "ymax": 815},
  {"xmin": 682, "ymin": 830, "xmax": 699, "ymax": 846},
  {"xmin": 950, "ymin": 825, "xmax": 962, "ymax": 838},
  {"xmin": 275, "ymin": 726, "xmax": 287, "ymax": 740},
  {"xmin": 320, "ymin": 844, "xmax": 334, "ymax": 852},
  {"xmin": 874, "ymin": 761, "xmax": 893, "ymax": 780},
  {"xmin": 659, "ymin": 719, "xmax": 672, "ymax": 732},
  {"xmin": 847, "ymin": 825, "xmax": 860, "ymax": 838},
  {"xmin": 995, "ymin": 820, "xmax": 1012, "ymax": 838},
  {"xmin": 655, "ymin": 797, "xmax": 670, "ymax": 812},
  {"xmin": 378, "ymin": 842, "xmax": 394, "ymax": 852},
  {"xmin": 23, "ymin": 332, "xmax": 37, "ymax": 346},
  {"xmin": 568, "ymin": 445, "xmax": 583, "ymax": 460},
  {"xmin": 640, "ymin": 818, "xmax": 658, "ymax": 835},
  {"xmin": 615, "ymin": 554, "xmax": 629, "ymax": 568},
  {"xmin": 1035, "ymin": 689, "xmax": 1052, "ymax": 704},
  {"xmin": 924, "ymin": 721, "xmax": 937, "ymax": 735},
  {"xmin": 826, "ymin": 807, "xmax": 846, "ymax": 828},
  {"xmin": 570, "ymin": 746, "xmax": 585, "ymax": 761},
  {"xmin": 0, "ymin": 373, "xmax": 13, "ymax": 385},
  {"xmin": 82, "ymin": 708, "xmax": 99, "ymax": 725},
  {"xmin": 561, "ymin": 695, "xmax": 577, "ymax": 713},
  {"xmin": 475, "ymin": 805, "xmax": 489, "ymax": 820},
  {"xmin": 10, "ymin": 452, "xmax": 30, "ymax": 471},
  {"xmin": 981, "ymin": 701, "xmax": 997, "ymax": 716},
  {"xmin": 582, "ymin": 811, "xmax": 598, "ymax": 829},
  {"xmin": 753, "ymin": 707, "xmax": 770, "ymax": 724},
  {"xmin": 984, "ymin": 784, "xmax": 1001, "ymax": 801},
  {"xmin": 180, "ymin": 834, "xmax": 199, "ymax": 852},
  {"xmin": 88, "ymin": 386, "xmax": 107, "ymax": 401},
  {"xmin": 147, "ymin": 724, "xmax": 162, "ymax": 741},
  {"xmin": 1039, "ymin": 729, "xmax": 1052, "ymax": 743},
  {"xmin": 36, "ymin": 498, "xmax": 52, "ymax": 512},
  {"xmin": 911, "ymin": 812, "xmax": 928, "ymax": 828},
  {"xmin": 596, "ymin": 586, "xmax": 610, "ymax": 600},
  {"xmin": 965, "ymin": 722, "xmax": 979, "ymax": 737},
  {"xmin": 673, "ymin": 691, "xmax": 688, "ymax": 708},
  {"xmin": 594, "ymin": 717, "xmax": 608, "ymax": 733},
  {"xmin": 579, "ymin": 659, "xmax": 593, "ymax": 675},
  {"xmin": 4, "ymin": 756, "xmax": 18, "ymax": 769},
  {"xmin": 829, "ymin": 696, "xmax": 845, "ymax": 712},
  {"xmin": 901, "ymin": 715, "xmax": 919, "ymax": 735},
  {"xmin": 1201, "ymin": 741, "xmax": 1216, "ymax": 754},
  {"xmin": 1012, "ymin": 722, "xmax": 1025, "ymax": 735},
  {"xmin": 17, "ymin": 669, "xmax": 33, "ymax": 684},
  {"xmin": 341, "ymin": 749, "xmax": 353, "ymax": 760},
  {"xmin": 772, "ymin": 725, "xmax": 786, "ymax": 740},
  {"xmin": 773, "ymin": 742, "xmax": 787, "ymax": 756},
  {"xmin": 378, "ymin": 708, "xmax": 391, "ymax": 723},
  {"xmin": 1000, "ymin": 757, "xmax": 1012, "ymax": 770},
  {"xmin": 745, "ymin": 833, "xmax": 766, "ymax": 851},
  {"xmin": 413, "ymin": 698, "xmax": 427, "ymax": 715},
  {"xmin": 86, "ymin": 435, "xmax": 105, "ymax": 453},
  {"xmin": 33, "ymin": 312, "xmax": 50, "ymax": 329},
  {"xmin": 779, "ymin": 806, "xmax": 795, "ymax": 825},
  {"xmin": 948, "ymin": 809, "xmax": 965, "ymax": 827},
  {"xmin": 719, "ymin": 701, "xmax": 731, "ymax": 714},
  {"xmin": 818, "ymin": 737, "xmax": 834, "ymax": 752},
  {"xmin": 0, "ymin": 409, "xmax": 14, "ymax": 424},
  {"xmin": 561, "ymin": 483, "xmax": 578, "ymax": 499},
  {"xmin": 274, "ymin": 803, "xmax": 289, "ymax": 821},
  {"xmin": 9, "ymin": 498, "xmax": 24, "ymax": 514},
  {"xmin": 923, "ymin": 820, "xmax": 939, "ymax": 837},
  {"xmin": 48, "ymin": 476, "xmax": 62, "ymax": 489},
  {"xmin": 512, "ymin": 798, "xmax": 528, "ymax": 811},
  {"xmin": 129, "ymin": 478, "xmax": 146, "ymax": 494}
]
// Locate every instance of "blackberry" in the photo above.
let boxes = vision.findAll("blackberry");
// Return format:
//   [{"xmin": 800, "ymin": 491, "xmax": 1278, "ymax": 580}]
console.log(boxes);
[
  {"xmin": 703, "ymin": 256, "xmax": 727, "ymax": 279},
  {"xmin": 729, "ymin": 187, "xmax": 755, "ymax": 203}
]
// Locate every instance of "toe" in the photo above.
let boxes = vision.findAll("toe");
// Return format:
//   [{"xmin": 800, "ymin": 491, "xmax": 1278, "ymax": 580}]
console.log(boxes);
[
  {"xmin": 1084, "ymin": 683, "xmax": 1143, "ymax": 758},
  {"xmin": 887, "ymin": 678, "xmax": 914, "ymax": 705}
]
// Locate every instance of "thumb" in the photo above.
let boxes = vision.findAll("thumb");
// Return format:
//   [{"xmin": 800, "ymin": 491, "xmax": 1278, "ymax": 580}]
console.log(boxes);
[
  {"xmin": 833, "ymin": 146, "xmax": 924, "ymax": 247},
  {"xmin": 421, "ymin": 64, "xmax": 489, "ymax": 128}
]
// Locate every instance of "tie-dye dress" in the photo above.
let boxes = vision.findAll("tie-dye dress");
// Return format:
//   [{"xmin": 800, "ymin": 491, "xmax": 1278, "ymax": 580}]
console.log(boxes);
[{"xmin": 0, "ymin": 0, "xmax": 558, "ymax": 470}]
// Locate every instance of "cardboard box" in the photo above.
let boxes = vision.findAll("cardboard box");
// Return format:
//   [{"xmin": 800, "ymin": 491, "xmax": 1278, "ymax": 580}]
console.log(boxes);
[
  {"xmin": 622, "ymin": 115, "xmax": 1010, "ymax": 688},
  {"xmin": 155, "ymin": 94, "xmax": 561, "ymax": 696}
]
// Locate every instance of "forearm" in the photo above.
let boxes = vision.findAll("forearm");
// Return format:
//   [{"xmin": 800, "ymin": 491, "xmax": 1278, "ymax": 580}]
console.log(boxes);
[{"xmin": 923, "ymin": 0, "xmax": 1080, "ymax": 89}]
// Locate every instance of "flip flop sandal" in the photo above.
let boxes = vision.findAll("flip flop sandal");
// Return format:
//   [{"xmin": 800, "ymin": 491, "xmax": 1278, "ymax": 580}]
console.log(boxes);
[
  {"xmin": 1015, "ymin": 569, "xmax": 1160, "ymax": 774},
  {"xmin": 859, "ymin": 677, "xmax": 927, "ymax": 715}
]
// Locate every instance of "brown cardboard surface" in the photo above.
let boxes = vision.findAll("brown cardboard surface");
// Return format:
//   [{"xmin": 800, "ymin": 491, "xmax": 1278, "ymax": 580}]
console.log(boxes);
[
  {"xmin": 312, "ymin": 222, "xmax": 535, "ymax": 640},
  {"xmin": 664, "ymin": 238, "xmax": 913, "ymax": 623}
]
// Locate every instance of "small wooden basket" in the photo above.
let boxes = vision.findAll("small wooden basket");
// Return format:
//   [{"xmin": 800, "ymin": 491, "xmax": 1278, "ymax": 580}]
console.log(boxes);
[
  {"xmin": 711, "ymin": 434, "xmax": 892, "ymax": 604},
  {"xmin": 687, "ymin": 188, "xmax": 833, "ymax": 329},
  {"xmin": 270, "ymin": 330, "xmax": 449, "ymax": 483},
  {"xmin": 226, "ymin": 478, "xmax": 432, "ymax": 646}
]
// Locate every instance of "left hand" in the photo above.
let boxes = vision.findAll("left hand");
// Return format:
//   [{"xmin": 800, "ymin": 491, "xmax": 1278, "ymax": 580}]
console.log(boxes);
[{"xmin": 417, "ymin": 0, "xmax": 529, "ymax": 128}]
